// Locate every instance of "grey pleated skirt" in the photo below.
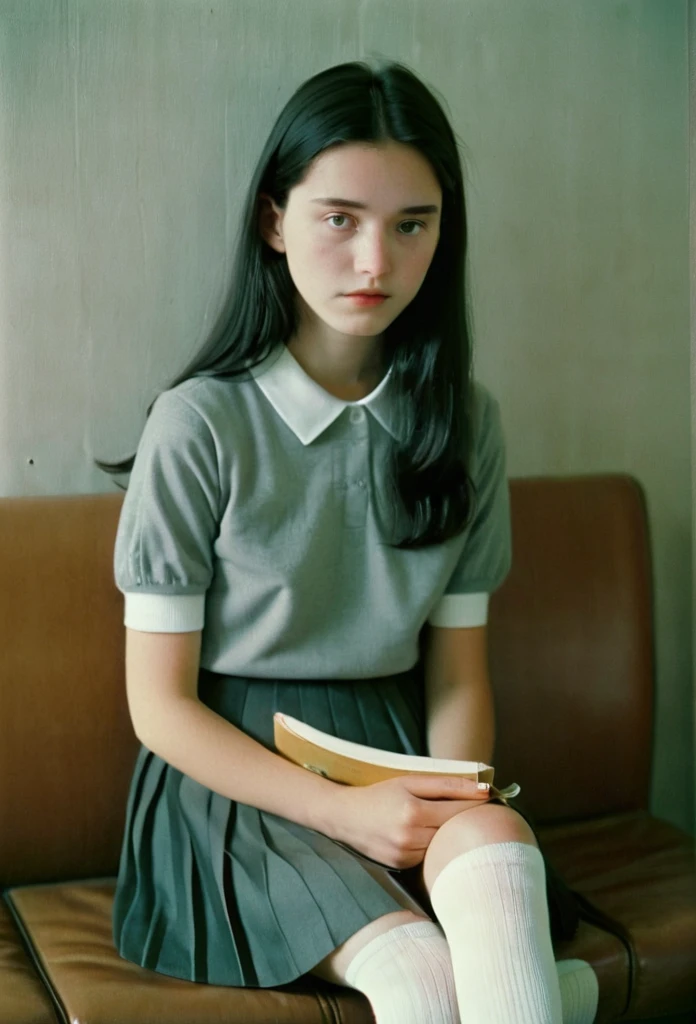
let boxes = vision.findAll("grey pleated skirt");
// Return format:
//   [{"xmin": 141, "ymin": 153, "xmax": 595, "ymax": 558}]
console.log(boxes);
[{"xmin": 112, "ymin": 664, "xmax": 433, "ymax": 988}]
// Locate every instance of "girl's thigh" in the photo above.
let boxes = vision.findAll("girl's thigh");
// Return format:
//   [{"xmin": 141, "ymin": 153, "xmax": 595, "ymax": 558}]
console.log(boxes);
[{"xmin": 309, "ymin": 859, "xmax": 432, "ymax": 986}]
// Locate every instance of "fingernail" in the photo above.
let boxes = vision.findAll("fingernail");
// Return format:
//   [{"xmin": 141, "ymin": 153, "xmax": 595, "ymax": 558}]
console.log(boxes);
[{"xmin": 477, "ymin": 782, "xmax": 489, "ymax": 791}]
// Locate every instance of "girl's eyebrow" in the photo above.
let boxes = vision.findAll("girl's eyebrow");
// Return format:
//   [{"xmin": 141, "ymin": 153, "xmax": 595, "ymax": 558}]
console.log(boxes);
[{"xmin": 310, "ymin": 197, "xmax": 440, "ymax": 215}]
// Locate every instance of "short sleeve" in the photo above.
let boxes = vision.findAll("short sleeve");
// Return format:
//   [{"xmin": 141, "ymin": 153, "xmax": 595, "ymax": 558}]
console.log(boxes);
[
  {"xmin": 427, "ymin": 383, "xmax": 512, "ymax": 628},
  {"xmin": 114, "ymin": 388, "xmax": 220, "ymax": 632}
]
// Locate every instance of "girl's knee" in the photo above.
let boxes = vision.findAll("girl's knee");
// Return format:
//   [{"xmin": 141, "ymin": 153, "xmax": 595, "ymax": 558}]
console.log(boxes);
[
  {"xmin": 423, "ymin": 803, "xmax": 537, "ymax": 891},
  {"xmin": 438, "ymin": 801, "xmax": 536, "ymax": 850}
]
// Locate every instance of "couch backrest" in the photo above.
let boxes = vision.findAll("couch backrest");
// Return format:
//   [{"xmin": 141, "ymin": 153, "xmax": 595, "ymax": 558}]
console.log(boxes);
[
  {"xmin": 0, "ymin": 493, "xmax": 134, "ymax": 888},
  {"xmin": 0, "ymin": 475, "xmax": 654, "ymax": 886},
  {"xmin": 488, "ymin": 474, "xmax": 653, "ymax": 824}
]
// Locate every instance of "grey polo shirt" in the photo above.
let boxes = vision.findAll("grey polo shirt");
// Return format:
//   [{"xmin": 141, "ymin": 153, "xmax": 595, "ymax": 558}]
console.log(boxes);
[{"xmin": 114, "ymin": 342, "xmax": 512, "ymax": 679}]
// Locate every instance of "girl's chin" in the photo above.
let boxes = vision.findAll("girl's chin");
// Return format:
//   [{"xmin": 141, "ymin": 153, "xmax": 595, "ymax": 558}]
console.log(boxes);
[
  {"xmin": 324, "ymin": 310, "xmax": 399, "ymax": 336},
  {"xmin": 330, "ymin": 325, "xmax": 392, "ymax": 340}
]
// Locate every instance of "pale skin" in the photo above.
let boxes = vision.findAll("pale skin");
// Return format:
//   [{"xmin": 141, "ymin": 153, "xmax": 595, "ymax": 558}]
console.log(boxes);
[{"xmin": 126, "ymin": 139, "xmax": 536, "ymax": 993}]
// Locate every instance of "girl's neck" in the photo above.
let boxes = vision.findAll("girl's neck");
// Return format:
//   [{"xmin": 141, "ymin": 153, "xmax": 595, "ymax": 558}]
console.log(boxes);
[{"xmin": 286, "ymin": 326, "xmax": 386, "ymax": 402}]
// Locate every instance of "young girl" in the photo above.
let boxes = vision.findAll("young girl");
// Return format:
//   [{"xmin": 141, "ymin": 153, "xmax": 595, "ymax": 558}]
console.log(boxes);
[{"xmin": 102, "ymin": 59, "xmax": 599, "ymax": 1024}]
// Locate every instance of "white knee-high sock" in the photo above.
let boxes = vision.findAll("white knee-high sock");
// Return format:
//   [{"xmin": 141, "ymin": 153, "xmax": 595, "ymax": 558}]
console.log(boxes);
[
  {"xmin": 556, "ymin": 959, "xmax": 599, "ymax": 1024},
  {"xmin": 345, "ymin": 919, "xmax": 460, "ymax": 1024},
  {"xmin": 429, "ymin": 841, "xmax": 564, "ymax": 1024},
  {"xmin": 341, "ymin": 911, "xmax": 598, "ymax": 1024}
]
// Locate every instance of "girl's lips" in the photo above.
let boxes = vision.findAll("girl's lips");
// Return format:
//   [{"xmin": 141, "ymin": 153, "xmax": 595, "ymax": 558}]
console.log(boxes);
[{"xmin": 344, "ymin": 294, "xmax": 388, "ymax": 306}]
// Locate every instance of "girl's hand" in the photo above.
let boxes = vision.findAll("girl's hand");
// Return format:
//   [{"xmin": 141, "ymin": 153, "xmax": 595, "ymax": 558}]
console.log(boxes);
[{"xmin": 325, "ymin": 775, "xmax": 491, "ymax": 870}]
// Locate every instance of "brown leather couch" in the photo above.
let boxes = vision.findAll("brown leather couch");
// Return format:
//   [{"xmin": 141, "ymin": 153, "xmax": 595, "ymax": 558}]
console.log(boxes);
[{"xmin": 1, "ymin": 475, "xmax": 694, "ymax": 1024}]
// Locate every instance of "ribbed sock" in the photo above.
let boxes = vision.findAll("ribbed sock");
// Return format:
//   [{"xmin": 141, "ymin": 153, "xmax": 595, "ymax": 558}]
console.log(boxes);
[
  {"xmin": 429, "ymin": 841, "xmax": 564, "ymax": 1023},
  {"xmin": 342, "ymin": 911, "xmax": 598, "ymax": 1023},
  {"xmin": 345, "ymin": 919, "xmax": 459, "ymax": 1023},
  {"xmin": 557, "ymin": 958, "xmax": 599, "ymax": 1024}
]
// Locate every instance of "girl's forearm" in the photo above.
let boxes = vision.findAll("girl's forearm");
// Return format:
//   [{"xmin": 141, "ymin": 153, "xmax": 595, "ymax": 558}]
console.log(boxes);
[
  {"xmin": 135, "ymin": 696, "xmax": 341, "ymax": 836},
  {"xmin": 425, "ymin": 676, "xmax": 495, "ymax": 765}
]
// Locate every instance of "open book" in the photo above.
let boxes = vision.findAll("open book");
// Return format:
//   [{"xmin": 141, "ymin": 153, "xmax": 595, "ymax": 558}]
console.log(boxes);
[{"xmin": 273, "ymin": 712, "xmax": 521, "ymax": 802}]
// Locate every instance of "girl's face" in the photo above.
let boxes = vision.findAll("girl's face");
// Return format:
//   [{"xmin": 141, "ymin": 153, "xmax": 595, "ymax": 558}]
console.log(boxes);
[{"xmin": 260, "ymin": 141, "xmax": 442, "ymax": 339}]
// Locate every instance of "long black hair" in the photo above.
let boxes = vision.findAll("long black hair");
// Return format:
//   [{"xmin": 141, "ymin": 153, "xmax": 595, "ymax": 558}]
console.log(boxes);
[{"xmin": 98, "ymin": 58, "xmax": 476, "ymax": 549}]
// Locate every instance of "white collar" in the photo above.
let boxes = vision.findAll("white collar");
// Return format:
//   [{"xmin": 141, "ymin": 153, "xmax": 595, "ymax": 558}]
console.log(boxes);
[{"xmin": 250, "ymin": 343, "xmax": 399, "ymax": 445}]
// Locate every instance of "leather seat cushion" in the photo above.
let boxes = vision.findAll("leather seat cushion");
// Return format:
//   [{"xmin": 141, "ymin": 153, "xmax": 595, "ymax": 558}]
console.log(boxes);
[
  {"xmin": 5, "ymin": 877, "xmax": 628, "ymax": 1024},
  {"xmin": 0, "ymin": 899, "xmax": 58, "ymax": 1024},
  {"xmin": 4, "ymin": 880, "xmax": 371, "ymax": 1024},
  {"xmin": 539, "ymin": 810, "xmax": 696, "ymax": 1019}
]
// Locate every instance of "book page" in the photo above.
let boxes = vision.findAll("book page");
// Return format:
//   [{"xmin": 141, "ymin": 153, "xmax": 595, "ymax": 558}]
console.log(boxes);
[{"xmin": 275, "ymin": 713, "xmax": 489, "ymax": 774}]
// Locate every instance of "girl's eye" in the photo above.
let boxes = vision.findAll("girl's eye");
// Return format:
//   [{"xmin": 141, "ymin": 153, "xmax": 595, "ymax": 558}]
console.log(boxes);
[
  {"xmin": 398, "ymin": 221, "xmax": 424, "ymax": 236},
  {"xmin": 326, "ymin": 215, "xmax": 425, "ymax": 235},
  {"xmin": 327, "ymin": 214, "xmax": 352, "ymax": 229}
]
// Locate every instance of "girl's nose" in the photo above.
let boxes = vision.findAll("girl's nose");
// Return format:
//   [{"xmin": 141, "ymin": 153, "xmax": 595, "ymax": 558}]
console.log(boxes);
[{"xmin": 354, "ymin": 229, "xmax": 392, "ymax": 277}]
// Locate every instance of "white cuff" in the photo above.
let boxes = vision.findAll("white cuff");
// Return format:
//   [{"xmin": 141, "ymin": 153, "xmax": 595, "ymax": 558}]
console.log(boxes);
[
  {"xmin": 123, "ymin": 593, "xmax": 205, "ymax": 632},
  {"xmin": 427, "ymin": 592, "xmax": 489, "ymax": 628}
]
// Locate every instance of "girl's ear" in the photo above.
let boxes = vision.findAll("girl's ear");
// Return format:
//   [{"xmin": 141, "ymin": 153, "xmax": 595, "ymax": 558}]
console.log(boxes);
[{"xmin": 258, "ymin": 193, "xmax": 286, "ymax": 254}]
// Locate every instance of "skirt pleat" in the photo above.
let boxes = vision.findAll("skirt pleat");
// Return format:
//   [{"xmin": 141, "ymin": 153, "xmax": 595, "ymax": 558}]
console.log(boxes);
[{"xmin": 112, "ymin": 665, "xmax": 430, "ymax": 988}]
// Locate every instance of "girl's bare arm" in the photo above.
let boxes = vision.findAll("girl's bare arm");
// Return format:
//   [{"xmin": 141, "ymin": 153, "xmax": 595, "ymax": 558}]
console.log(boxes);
[
  {"xmin": 124, "ymin": 627, "xmax": 340, "ymax": 834},
  {"xmin": 422, "ymin": 624, "xmax": 495, "ymax": 765}
]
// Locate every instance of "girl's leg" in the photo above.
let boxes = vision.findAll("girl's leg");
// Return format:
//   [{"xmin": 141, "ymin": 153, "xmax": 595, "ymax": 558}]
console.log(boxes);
[
  {"xmin": 309, "ymin": 848, "xmax": 598, "ymax": 1024},
  {"xmin": 556, "ymin": 959, "xmax": 601, "ymax": 1024},
  {"xmin": 421, "ymin": 803, "xmax": 598, "ymax": 1024},
  {"xmin": 310, "ymin": 891, "xmax": 460, "ymax": 1024}
]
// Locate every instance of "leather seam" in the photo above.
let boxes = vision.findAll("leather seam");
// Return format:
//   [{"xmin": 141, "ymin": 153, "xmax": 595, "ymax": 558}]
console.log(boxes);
[
  {"xmin": 2, "ymin": 888, "xmax": 69, "ymax": 1024},
  {"xmin": 313, "ymin": 985, "xmax": 340, "ymax": 1024}
]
